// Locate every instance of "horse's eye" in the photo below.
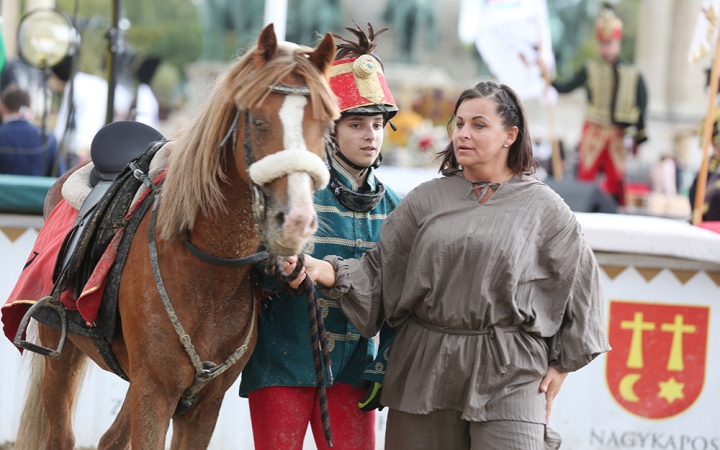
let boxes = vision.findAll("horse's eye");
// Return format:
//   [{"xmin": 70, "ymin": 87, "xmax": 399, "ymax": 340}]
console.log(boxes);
[{"xmin": 252, "ymin": 118, "xmax": 266, "ymax": 129}]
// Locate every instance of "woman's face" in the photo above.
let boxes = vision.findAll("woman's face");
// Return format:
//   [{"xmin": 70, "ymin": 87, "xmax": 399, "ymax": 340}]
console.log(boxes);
[
  {"xmin": 452, "ymin": 97, "xmax": 516, "ymax": 173},
  {"xmin": 334, "ymin": 114, "xmax": 385, "ymax": 169}
]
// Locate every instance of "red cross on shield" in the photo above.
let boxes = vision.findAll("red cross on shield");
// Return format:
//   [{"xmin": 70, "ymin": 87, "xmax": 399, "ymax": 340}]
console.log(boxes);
[{"xmin": 606, "ymin": 301, "xmax": 709, "ymax": 419}]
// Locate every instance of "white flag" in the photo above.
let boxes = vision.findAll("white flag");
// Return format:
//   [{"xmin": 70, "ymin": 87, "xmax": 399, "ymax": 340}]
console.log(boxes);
[
  {"xmin": 688, "ymin": 0, "xmax": 720, "ymax": 64},
  {"xmin": 458, "ymin": 0, "xmax": 483, "ymax": 45},
  {"xmin": 474, "ymin": 0, "xmax": 556, "ymax": 103}
]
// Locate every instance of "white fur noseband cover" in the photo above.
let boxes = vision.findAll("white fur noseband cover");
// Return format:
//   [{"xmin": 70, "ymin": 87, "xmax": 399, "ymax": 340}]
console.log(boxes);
[{"xmin": 248, "ymin": 150, "xmax": 329, "ymax": 189}]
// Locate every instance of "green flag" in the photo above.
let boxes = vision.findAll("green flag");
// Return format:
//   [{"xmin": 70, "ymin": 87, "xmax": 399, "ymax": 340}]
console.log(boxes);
[{"xmin": 0, "ymin": 23, "xmax": 6, "ymax": 74}]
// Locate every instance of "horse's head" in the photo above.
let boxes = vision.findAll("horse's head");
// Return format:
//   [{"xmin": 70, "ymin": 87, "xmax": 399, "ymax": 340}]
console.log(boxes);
[
  {"xmin": 159, "ymin": 25, "xmax": 339, "ymax": 257},
  {"xmin": 230, "ymin": 25, "xmax": 338, "ymax": 256}
]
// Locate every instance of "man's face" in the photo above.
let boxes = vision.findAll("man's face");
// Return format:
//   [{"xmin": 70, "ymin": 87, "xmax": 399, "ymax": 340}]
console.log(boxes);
[
  {"xmin": 334, "ymin": 114, "xmax": 385, "ymax": 170},
  {"xmin": 599, "ymin": 39, "xmax": 621, "ymax": 63}
]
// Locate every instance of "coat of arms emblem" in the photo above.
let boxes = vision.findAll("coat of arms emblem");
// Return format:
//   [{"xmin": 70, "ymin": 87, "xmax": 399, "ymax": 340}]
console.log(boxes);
[{"xmin": 607, "ymin": 300, "xmax": 709, "ymax": 418}]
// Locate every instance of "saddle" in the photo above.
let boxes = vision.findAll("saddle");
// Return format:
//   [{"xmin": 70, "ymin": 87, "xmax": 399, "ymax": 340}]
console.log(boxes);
[{"xmin": 30, "ymin": 121, "xmax": 165, "ymax": 380}]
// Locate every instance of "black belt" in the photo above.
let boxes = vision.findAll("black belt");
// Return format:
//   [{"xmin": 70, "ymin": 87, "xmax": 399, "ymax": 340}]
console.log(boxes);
[{"xmin": 413, "ymin": 317, "xmax": 521, "ymax": 374}]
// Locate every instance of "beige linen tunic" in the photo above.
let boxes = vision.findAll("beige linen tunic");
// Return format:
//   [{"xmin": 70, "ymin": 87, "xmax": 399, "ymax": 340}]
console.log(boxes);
[{"xmin": 321, "ymin": 169, "xmax": 610, "ymax": 424}]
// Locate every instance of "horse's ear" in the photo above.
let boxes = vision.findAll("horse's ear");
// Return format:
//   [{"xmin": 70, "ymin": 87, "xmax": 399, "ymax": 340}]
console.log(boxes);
[
  {"xmin": 308, "ymin": 33, "xmax": 335, "ymax": 75},
  {"xmin": 256, "ymin": 24, "xmax": 278, "ymax": 67}
]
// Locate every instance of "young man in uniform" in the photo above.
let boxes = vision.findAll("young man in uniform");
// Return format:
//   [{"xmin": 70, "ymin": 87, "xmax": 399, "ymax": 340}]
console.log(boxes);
[{"xmin": 240, "ymin": 24, "xmax": 400, "ymax": 450}]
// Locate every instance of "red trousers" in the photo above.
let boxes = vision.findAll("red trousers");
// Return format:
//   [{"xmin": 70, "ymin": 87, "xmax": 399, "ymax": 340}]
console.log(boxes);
[
  {"xmin": 577, "ymin": 122, "xmax": 626, "ymax": 205},
  {"xmin": 248, "ymin": 383, "xmax": 376, "ymax": 450}
]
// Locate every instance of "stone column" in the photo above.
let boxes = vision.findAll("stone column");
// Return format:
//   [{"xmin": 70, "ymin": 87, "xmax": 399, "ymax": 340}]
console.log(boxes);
[
  {"xmin": 635, "ymin": 0, "xmax": 674, "ymax": 115},
  {"xmin": 667, "ymin": 0, "xmax": 707, "ymax": 119},
  {"xmin": 2, "ymin": 0, "xmax": 21, "ymax": 59}
]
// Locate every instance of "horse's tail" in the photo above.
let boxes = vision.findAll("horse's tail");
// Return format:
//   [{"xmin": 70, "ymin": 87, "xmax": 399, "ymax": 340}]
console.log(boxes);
[
  {"xmin": 14, "ymin": 349, "xmax": 48, "ymax": 450},
  {"xmin": 14, "ymin": 323, "xmax": 89, "ymax": 450}
]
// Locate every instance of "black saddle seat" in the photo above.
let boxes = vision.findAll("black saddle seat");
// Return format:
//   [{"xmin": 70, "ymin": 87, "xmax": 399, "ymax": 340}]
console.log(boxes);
[{"xmin": 89, "ymin": 121, "xmax": 165, "ymax": 186}]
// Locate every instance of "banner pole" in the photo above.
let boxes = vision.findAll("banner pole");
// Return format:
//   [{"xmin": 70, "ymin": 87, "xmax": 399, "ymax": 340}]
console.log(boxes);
[
  {"xmin": 546, "ymin": 98, "xmax": 563, "ymax": 181},
  {"xmin": 543, "ymin": 74, "xmax": 563, "ymax": 181},
  {"xmin": 692, "ymin": 29, "xmax": 720, "ymax": 225}
]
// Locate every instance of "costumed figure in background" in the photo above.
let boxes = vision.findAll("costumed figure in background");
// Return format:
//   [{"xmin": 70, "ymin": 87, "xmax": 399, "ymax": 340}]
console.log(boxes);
[
  {"xmin": 552, "ymin": 3, "xmax": 647, "ymax": 205},
  {"xmin": 239, "ymin": 23, "xmax": 401, "ymax": 450},
  {"xmin": 689, "ymin": 109, "xmax": 720, "ymax": 222}
]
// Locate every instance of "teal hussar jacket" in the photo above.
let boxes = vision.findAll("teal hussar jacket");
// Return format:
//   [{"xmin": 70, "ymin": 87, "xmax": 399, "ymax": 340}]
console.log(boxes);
[{"xmin": 239, "ymin": 156, "xmax": 401, "ymax": 396}]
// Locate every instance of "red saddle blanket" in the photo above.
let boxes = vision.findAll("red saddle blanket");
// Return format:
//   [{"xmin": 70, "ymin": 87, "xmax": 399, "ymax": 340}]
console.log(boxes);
[{"xmin": 1, "ymin": 173, "xmax": 162, "ymax": 351}]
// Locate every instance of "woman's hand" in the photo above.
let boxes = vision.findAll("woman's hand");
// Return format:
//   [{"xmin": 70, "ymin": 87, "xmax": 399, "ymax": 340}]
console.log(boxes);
[
  {"xmin": 539, "ymin": 366, "xmax": 568, "ymax": 423},
  {"xmin": 282, "ymin": 255, "xmax": 337, "ymax": 289}
]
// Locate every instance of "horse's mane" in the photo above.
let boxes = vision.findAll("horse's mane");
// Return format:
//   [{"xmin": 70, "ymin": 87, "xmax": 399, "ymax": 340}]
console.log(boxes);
[{"xmin": 158, "ymin": 42, "xmax": 340, "ymax": 241}]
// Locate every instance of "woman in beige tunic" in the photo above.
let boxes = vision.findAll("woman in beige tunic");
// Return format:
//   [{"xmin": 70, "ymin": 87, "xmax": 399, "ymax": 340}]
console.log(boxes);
[{"xmin": 287, "ymin": 80, "xmax": 610, "ymax": 449}]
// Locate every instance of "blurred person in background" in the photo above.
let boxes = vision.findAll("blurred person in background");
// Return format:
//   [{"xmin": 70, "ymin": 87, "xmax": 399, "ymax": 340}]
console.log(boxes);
[
  {"xmin": 689, "ymin": 111, "xmax": 720, "ymax": 222},
  {"xmin": 552, "ymin": 2, "xmax": 647, "ymax": 206},
  {"xmin": 0, "ymin": 84, "xmax": 64, "ymax": 177}
]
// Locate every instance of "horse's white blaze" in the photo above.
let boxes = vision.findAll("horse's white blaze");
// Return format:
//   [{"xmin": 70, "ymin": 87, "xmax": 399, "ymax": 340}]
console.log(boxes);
[
  {"xmin": 283, "ymin": 171, "xmax": 317, "ymax": 245},
  {"xmin": 248, "ymin": 94, "xmax": 329, "ymax": 190},
  {"xmin": 273, "ymin": 95, "xmax": 319, "ymax": 247},
  {"xmin": 279, "ymin": 94, "xmax": 308, "ymax": 153}
]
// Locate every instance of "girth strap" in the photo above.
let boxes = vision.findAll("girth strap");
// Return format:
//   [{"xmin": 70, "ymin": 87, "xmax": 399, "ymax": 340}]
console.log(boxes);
[{"xmin": 413, "ymin": 317, "xmax": 521, "ymax": 374}]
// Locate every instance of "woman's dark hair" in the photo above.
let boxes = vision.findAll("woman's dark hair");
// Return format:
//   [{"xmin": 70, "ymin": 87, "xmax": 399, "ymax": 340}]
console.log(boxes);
[{"xmin": 436, "ymin": 80, "xmax": 535, "ymax": 176}]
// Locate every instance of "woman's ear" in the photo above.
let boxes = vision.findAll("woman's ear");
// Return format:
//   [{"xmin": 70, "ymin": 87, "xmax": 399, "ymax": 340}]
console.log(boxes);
[{"xmin": 507, "ymin": 126, "xmax": 519, "ymax": 145}]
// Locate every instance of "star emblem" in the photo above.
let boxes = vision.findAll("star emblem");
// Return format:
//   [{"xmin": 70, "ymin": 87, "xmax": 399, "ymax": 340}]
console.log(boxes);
[{"xmin": 657, "ymin": 377, "xmax": 685, "ymax": 404}]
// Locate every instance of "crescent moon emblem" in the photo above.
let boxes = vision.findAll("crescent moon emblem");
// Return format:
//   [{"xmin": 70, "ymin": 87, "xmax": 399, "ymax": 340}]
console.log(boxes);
[{"xmin": 619, "ymin": 374, "xmax": 641, "ymax": 402}]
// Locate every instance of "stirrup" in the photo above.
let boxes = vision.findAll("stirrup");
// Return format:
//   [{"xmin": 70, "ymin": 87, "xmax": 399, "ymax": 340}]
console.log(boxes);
[{"xmin": 13, "ymin": 295, "xmax": 68, "ymax": 359}]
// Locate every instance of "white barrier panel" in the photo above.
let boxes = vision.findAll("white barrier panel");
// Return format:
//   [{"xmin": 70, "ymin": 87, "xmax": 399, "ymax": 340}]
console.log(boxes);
[
  {"xmin": 3, "ymin": 212, "xmax": 720, "ymax": 449},
  {"xmin": 551, "ymin": 214, "xmax": 720, "ymax": 449},
  {"xmin": 0, "ymin": 218, "xmax": 389, "ymax": 449}
]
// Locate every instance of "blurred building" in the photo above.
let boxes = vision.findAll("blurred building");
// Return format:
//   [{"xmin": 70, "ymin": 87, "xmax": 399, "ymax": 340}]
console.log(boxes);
[{"xmin": 4, "ymin": 0, "xmax": 710, "ymax": 183}]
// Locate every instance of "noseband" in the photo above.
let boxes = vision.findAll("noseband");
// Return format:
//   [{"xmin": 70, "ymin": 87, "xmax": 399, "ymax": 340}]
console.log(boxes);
[{"xmin": 221, "ymin": 84, "xmax": 330, "ymax": 233}]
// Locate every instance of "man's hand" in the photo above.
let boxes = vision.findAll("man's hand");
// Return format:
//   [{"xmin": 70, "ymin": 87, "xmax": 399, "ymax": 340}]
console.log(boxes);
[
  {"xmin": 356, "ymin": 380, "xmax": 384, "ymax": 412},
  {"xmin": 539, "ymin": 366, "xmax": 568, "ymax": 422}
]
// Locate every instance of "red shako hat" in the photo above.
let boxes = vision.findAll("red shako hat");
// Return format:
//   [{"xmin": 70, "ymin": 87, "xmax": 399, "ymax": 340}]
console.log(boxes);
[
  {"xmin": 596, "ymin": 3, "xmax": 623, "ymax": 42},
  {"xmin": 328, "ymin": 22, "xmax": 398, "ymax": 121}
]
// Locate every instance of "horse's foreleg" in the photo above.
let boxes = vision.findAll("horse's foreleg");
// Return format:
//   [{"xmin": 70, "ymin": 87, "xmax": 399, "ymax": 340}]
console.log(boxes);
[
  {"xmin": 127, "ymin": 380, "xmax": 176, "ymax": 449},
  {"xmin": 169, "ymin": 394, "xmax": 224, "ymax": 450},
  {"xmin": 38, "ymin": 324, "xmax": 88, "ymax": 450},
  {"xmin": 98, "ymin": 395, "xmax": 131, "ymax": 450}
]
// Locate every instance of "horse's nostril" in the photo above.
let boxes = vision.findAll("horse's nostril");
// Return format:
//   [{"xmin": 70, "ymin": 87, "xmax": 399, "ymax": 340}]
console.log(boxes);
[{"xmin": 274, "ymin": 211, "xmax": 285, "ymax": 228}]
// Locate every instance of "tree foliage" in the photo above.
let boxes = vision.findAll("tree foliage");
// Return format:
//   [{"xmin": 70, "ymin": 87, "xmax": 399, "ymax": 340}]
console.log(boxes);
[{"xmin": 55, "ymin": 0, "xmax": 201, "ymax": 75}]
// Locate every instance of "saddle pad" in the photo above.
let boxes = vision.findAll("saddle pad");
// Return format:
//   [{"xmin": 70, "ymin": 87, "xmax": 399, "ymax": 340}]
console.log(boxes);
[
  {"xmin": 1, "ymin": 199, "xmax": 78, "ymax": 348},
  {"xmin": 62, "ymin": 162, "xmax": 94, "ymax": 211},
  {"xmin": 1, "ymin": 169, "xmax": 168, "ymax": 351}
]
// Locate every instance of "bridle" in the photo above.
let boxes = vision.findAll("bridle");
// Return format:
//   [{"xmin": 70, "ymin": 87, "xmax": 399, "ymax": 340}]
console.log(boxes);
[
  {"xmin": 220, "ymin": 84, "xmax": 329, "ymax": 235},
  {"xmin": 144, "ymin": 83, "xmax": 336, "ymax": 444}
]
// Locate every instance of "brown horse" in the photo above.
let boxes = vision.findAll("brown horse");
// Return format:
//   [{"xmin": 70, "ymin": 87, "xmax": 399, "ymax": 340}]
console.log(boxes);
[{"xmin": 14, "ymin": 24, "xmax": 339, "ymax": 449}]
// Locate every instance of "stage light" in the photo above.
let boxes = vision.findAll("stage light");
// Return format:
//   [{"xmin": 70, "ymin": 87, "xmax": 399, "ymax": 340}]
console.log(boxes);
[{"xmin": 18, "ymin": 8, "xmax": 77, "ymax": 70}]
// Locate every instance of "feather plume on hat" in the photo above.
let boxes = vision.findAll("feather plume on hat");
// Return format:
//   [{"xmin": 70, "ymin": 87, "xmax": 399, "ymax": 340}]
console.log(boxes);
[{"xmin": 333, "ymin": 21, "xmax": 388, "ymax": 61}]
